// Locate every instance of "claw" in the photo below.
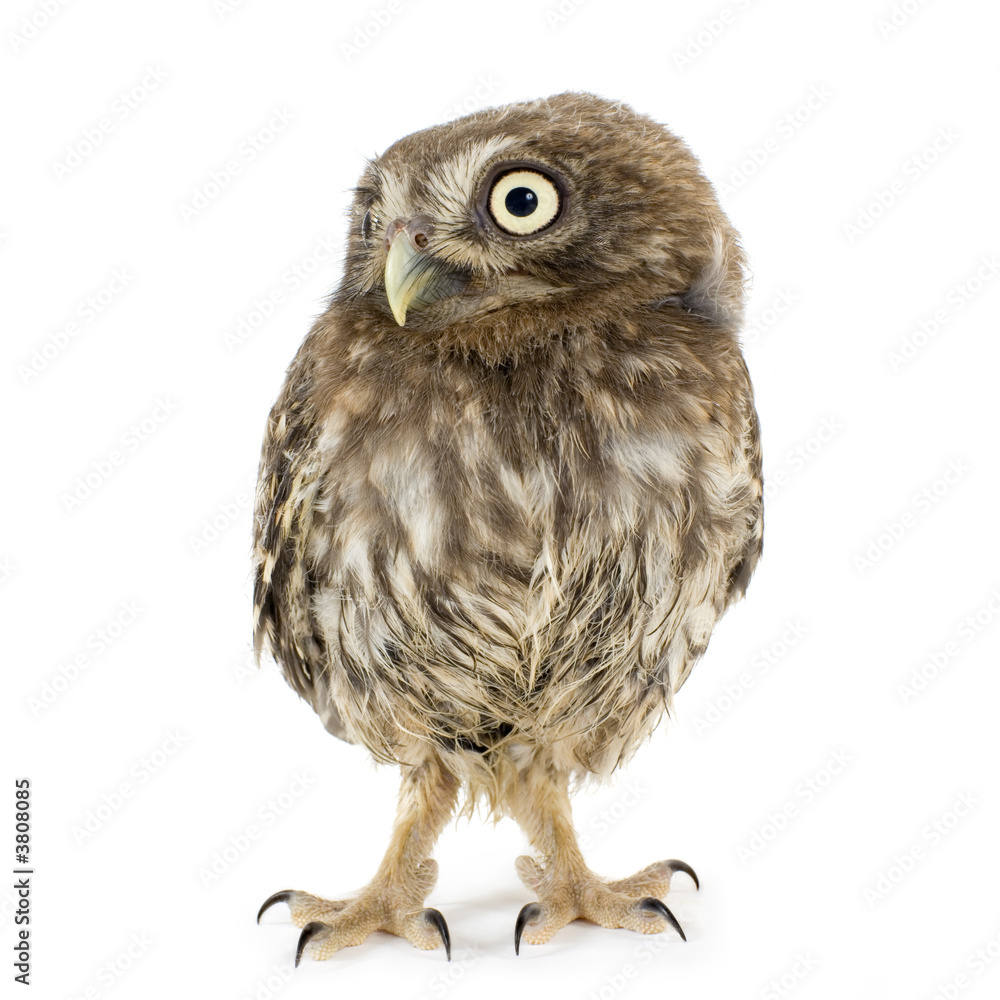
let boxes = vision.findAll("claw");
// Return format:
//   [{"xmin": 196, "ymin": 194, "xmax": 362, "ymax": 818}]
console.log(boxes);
[
  {"xmin": 295, "ymin": 921, "xmax": 328, "ymax": 967},
  {"xmin": 514, "ymin": 902, "xmax": 542, "ymax": 956},
  {"xmin": 422, "ymin": 907, "xmax": 451, "ymax": 960},
  {"xmin": 637, "ymin": 897, "xmax": 686, "ymax": 941},
  {"xmin": 665, "ymin": 859, "xmax": 700, "ymax": 891},
  {"xmin": 257, "ymin": 889, "xmax": 294, "ymax": 924}
]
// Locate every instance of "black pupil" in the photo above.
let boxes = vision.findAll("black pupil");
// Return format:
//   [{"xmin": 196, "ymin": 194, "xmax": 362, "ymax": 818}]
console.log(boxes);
[{"xmin": 505, "ymin": 187, "xmax": 537, "ymax": 217}]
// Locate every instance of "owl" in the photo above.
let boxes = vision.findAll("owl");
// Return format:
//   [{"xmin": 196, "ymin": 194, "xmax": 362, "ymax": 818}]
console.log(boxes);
[{"xmin": 253, "ymin": 92, "xmax": 762, "ymax": 964}]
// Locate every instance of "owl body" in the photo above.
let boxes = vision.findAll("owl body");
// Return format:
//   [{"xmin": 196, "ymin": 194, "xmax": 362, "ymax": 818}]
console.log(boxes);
[{"xmin": 254, "ymin": 93, "xmax": 762, "ymax": 810}]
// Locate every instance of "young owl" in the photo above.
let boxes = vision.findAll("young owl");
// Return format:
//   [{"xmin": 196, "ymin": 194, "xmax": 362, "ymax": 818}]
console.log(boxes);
[{"xmin": 254, "ymin": 92, "xmax": 762, "ymax": 963}]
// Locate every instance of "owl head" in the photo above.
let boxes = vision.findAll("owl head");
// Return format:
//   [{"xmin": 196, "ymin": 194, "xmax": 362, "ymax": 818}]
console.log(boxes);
[{"xmin": 337, "ymin": 92, "xmax": 744, "ymax": 355}]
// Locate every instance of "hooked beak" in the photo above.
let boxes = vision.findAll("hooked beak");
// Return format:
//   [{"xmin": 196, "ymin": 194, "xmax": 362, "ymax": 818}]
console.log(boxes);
[{"xmin": 382, "ymin": 216, "xmax": 465, "ymax": 326}]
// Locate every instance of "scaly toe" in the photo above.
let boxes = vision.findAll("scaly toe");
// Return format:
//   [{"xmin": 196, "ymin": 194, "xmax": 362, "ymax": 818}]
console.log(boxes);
[
  {"xmin": 634, "ymin": 897, "xmax": 686, "ymax": 940},
  {"xmin": 513, "ymin": 895, "xmax": 580, "ymax": 951},
  {"xmin": 264, "ymin": 883, "xmax": 452, "ymax": 963},
  {"xmin": 295, "ymin": 921, "xmax": 330, "ymax": 966},
  {"xmin": 513, "ymin": 854, "xmax": 696, "ymax": 950},
  {"xmin": 514, "ymin": 855, "xmax": 545, "ymax": 891},
  {"xmin": 607, "ymin": 858, "xmax": 699, "ymax": 898},
  {"xmin": 257, "ymin": 888, "xmax": 350, "ymax": 928},
  {"xmin": 419, "ymin": 907, "xmax": 451, "ymax": 959}
]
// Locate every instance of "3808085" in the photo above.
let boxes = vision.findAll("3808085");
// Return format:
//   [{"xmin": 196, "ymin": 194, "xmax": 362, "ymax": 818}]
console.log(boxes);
[{"xmin": 15, "ymin": 779, "xmax": 30, "ymax": 859}]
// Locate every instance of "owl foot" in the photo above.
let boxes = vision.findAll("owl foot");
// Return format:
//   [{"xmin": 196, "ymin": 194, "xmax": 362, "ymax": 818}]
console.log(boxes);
[
  {"xmin": 256, "ymin": 859, "xmax": 450, "ymax": 963},
  {"xmin": 513, "ymin": 856, "xmax": 697, "ymax": 954}
]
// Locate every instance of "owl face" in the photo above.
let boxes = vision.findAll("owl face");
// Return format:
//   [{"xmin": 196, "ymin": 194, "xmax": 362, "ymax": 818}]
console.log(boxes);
[{"xmin": 339, "ymin": 92, "xmax": 738, "ymax": 335}]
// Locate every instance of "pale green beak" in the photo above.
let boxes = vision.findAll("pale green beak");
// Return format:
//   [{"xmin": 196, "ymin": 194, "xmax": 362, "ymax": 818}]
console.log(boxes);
[
  {"xmin": 383, "ymin": 224, "xmax": 467, "ymax": 326},
  {"xmin": 383, "ymin": 233, "xmax": 426, "ymax": 326}
]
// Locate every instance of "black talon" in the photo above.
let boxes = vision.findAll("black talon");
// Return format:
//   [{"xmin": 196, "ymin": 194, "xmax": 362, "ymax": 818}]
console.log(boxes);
[
  {"xmin": 637, "ymin": 897, "xmax": 686, "ymax": 941},
  {"xmin": 295, "ymin": 921, "xmax": 327, "ymax": 967},
  {"xmin": 257, "ymin": 890, "xmax": 294, "ymax": 924},
  {"xmin": 666, "ymin": 859, "xmax": 700, "ymax": 891},
  {"xmin": 423, "ymin": 907, "xmax": 451, "ymax": 961},
  {"xmin": 514, "ymin": 902, "xmax": 542, "ymax": 956}
]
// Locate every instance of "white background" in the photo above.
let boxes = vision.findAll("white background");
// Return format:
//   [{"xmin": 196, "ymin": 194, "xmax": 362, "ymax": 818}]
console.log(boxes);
[{"xmin": 3, "ymin": 1, "xmax": 999, "ymax": 998}]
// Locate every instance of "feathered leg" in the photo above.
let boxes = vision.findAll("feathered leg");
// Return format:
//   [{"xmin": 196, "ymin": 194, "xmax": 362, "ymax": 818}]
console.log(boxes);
[
  {"xmin": 508, "ymin": 758, "xmax": 697, "ymax": 953},
  {"xmin": 257, "ymin": 756, "xmax": 458, "ymax": 963}
]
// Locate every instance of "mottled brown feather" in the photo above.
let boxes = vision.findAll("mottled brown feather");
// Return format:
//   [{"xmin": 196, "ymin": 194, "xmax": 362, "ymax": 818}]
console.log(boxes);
[{"xmin": 252, "ymin": 92, "xmax": 762, "ymax": 811}]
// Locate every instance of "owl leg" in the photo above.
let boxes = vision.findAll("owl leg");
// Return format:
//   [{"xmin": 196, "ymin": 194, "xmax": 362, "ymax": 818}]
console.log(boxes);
[
  {"xmin": 257, "ymin": 756, "xmax": 459, "ymax": 963},
  {"xmin": 508, "ymin": 760, "xmax": 697, "ymax": 953}
]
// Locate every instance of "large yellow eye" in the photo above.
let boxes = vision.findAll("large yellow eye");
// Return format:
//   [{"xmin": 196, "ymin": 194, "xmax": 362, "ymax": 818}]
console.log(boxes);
[{"xmin": 488, "ymin": 169, "xmax": 562, "ymax": 236}]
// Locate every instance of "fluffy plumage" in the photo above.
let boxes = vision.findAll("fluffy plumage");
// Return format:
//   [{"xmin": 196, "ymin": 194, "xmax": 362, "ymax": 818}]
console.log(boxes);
[{"xmin": 252, "ymin": 92, "xmax": 762, "ymax": 960}]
